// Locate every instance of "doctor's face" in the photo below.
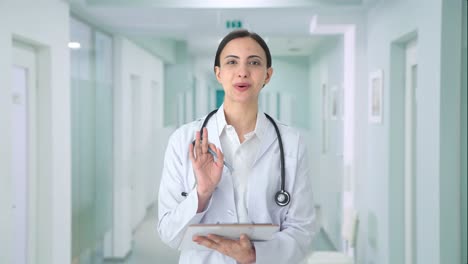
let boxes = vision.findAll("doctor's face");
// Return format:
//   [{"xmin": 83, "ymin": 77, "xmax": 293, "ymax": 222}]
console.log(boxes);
[{"xmin": 215, "ymin": 37, "xmax": 273, "ymax": 106}]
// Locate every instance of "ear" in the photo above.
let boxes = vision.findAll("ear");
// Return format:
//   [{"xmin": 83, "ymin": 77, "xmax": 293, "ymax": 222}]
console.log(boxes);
[
  {"xmin": 214, "ymin": 66, "xmax": 222, "ymax": 83},
  {"xmin": 263, "ymin": 67, "xmax": 274, "ymax": 86}
]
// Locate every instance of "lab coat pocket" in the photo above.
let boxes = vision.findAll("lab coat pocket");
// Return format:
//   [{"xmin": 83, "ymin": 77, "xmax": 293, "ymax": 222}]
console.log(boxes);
[{"xmin": 248, "ymin": 155, "xmax": 297, "ymax": 224}]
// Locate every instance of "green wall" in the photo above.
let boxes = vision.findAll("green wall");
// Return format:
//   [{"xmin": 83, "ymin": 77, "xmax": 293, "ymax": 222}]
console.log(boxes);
[
  {"xmin": 461, "ymin": 1, "xmax": 467, "ymax": 262},
  {"xmin": 439, "ymin": 1, "xmax": 464, "ymax": 263},
  {"xmin": 163, "ymin": 42, "xmax": 193, "ymax": 126},
  {"xmin": 268, "ymin": 56, "xmax": 310, "ymax": 128}
]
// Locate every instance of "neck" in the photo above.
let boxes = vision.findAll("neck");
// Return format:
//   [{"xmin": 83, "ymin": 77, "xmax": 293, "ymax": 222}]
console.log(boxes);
[{"xmin": 223, "ymin": 101, "xmax": 258, "ymax": 140}]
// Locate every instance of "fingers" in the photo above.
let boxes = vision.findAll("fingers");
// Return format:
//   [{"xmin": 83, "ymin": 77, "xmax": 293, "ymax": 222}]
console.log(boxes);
[
  {"xmin": 207, "ymin": 234, "xmax": 223, "ymax": 244},
  {"xmin": 239, "ymin": 234, "xmax": 256, "ymax": 263},
  {"xmin": 193, "ymin": 128, "xmax": 209, "ymax": 158},
  {"xmin": 190, "ymin": 128, "xmax": 226, "ymax": 171},
  {"xmin": 193, "ymin": 235, "xmax": 220, "ymax": 250},
  {"xmin": 194, "ymin": 131, "xmax": 202, "ymax": 157},
  {"xmin": 194, "ymin": 234, "xmax": 254, "ymax": 262},
  {"xmin": 189, "ymin": 142, "xmax": 195, "ymax": 162},
  {"xmin": 201, "ymin": 127, "xmax": 209, "ymax": 154},
  {"xmin": 240, "ymin": 234, "xmax": 252, "ymax": 248}
]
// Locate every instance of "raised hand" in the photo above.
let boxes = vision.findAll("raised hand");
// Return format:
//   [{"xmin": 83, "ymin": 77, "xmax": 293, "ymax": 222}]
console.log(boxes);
[{"xmin": 188, "ymin": 127, "xmax": 224, "ymax": 212}]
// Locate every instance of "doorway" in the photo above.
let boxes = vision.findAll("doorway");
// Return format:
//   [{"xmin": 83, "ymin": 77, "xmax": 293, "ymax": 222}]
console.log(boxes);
[{"xmin": 11, "ymin": 41, "xmax": 38, "ymax": 264}]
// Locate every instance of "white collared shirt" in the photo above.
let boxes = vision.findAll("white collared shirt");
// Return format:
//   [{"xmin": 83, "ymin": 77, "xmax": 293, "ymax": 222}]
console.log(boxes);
[{"xmin": 216, "ymin": 104, "xmax": 268, "ymax": 223}]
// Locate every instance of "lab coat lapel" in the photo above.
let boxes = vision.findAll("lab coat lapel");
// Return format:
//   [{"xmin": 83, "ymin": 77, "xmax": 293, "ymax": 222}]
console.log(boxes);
[{"xmin": 253, "ymin": 120, "xmax": 276, "ymax": 167}]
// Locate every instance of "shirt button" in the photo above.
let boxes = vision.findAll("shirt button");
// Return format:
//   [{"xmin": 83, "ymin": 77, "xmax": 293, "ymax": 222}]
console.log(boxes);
[{"xmin": 227, "ymin": 210, "xmax": 234, "ymax": 216}]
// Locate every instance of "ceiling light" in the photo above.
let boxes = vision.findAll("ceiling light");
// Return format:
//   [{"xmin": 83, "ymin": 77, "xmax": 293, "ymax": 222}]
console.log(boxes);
[
  {"xmin": 310, "ymin": 15, "xmax": 318, "ymax": 33},
  {"xmin": 68, "ymin": 42, "xmax": 81, "ymax": 49}
]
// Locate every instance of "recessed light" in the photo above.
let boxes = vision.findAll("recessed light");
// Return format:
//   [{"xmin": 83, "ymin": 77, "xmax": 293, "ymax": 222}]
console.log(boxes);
[{"xmin": 68, "ymin": 42, "xmax": 81, "ymax": 49}]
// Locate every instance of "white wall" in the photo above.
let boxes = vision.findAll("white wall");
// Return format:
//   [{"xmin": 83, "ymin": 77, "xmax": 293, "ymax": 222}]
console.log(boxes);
[
  {"xmin": 308, "ymin": 37, "xmax": 345, "ymax": 248},
  {"xmin": 129, "ymin": 36, "xmax": 178, "ymax": 64},
  {"xmin": 108, "ymin": 36, "xmax": 168, "ymax": 258},
  {"xmin": 0, "ymin": 1, "xmax": 70, "ymax": 264}
]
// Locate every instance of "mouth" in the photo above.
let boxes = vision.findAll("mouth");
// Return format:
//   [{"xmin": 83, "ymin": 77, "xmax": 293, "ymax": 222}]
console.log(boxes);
[{"xmin": 234, "ymin": 82, "xmax": 251, "ymax": 90}]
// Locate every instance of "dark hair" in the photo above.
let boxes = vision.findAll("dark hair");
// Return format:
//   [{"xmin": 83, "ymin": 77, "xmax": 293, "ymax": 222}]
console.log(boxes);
[{"xmin": 214, "ymin": 29, "xmax": 272, "ymax": 69}]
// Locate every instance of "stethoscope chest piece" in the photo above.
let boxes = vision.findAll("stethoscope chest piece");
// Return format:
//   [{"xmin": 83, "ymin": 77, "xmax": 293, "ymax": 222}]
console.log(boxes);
[{"xmin": 275, "ymin": 190, "xmax": 290, "ymax": 206}]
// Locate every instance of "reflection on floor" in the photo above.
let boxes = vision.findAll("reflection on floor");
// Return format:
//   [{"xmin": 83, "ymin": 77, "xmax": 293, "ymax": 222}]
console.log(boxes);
[{"xmin": 103, "ymin": 204, "xmax": 180, "ymax": 264}]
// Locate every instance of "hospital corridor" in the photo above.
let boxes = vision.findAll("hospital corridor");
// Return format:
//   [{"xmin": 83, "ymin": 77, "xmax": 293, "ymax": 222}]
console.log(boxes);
[{"xmin": 0, "ymin": 0, "xmax": 466, "ymax": 264}]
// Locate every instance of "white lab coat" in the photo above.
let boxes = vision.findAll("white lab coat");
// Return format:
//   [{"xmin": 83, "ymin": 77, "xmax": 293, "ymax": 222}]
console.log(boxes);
[{"xmin": 158, "ymin": 111, "xmax": 316, "ymax": 264}]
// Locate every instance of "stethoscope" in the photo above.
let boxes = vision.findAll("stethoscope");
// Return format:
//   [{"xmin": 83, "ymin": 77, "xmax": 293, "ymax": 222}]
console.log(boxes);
[{"xmin": 186, "ymin": 109, "xmax": 290, "ymax": 207}]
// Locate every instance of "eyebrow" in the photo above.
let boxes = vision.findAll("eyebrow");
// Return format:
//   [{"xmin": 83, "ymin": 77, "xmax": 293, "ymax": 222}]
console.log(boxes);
[{"xmin": 223, "ymin": 55, "xmax": 264, "ymax": 60}]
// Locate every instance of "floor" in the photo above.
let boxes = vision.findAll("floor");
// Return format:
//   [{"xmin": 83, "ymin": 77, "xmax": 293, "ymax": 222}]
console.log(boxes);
[{"xmin": 102, "ymin": 204, "xmax": 180, "ymax": 264}]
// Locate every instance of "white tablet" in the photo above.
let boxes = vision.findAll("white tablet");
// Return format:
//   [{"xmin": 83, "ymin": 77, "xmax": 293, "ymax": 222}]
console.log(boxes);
[{"xmin": 179, "ymin": 223, "xmax": 280, "ymax": 251}]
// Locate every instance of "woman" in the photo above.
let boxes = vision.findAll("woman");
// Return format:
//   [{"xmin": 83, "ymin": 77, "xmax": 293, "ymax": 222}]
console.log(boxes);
[{"xmin": 158, "ymin": 29, "xmax": 315, "ymax": 264}]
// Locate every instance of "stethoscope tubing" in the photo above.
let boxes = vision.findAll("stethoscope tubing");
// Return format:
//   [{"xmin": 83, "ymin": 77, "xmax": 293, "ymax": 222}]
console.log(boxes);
[{"xmin": 188, "ymin": 109, "xmax": 290, "ymax": 206}]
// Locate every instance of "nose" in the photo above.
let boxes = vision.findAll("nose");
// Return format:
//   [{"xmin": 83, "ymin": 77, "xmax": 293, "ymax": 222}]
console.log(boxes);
[{"xmin": 237, "ymin": 64, "xmax": 249, "ymax": 78}]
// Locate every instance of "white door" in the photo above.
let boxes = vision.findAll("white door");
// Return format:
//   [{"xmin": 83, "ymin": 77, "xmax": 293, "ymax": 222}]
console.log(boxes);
[
  {"xmin": 404, "ymin": 39, "xmax": 418, "ymax": 264},
  {"xmin": 11, "ymin": 42, "xmax": 37, "ymax": 264}
]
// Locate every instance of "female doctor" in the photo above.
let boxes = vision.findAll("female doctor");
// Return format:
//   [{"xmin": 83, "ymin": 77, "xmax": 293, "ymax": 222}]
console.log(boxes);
[{"xmin": 158, "ymin": 29, "xmax": 315, "ymax": 264}]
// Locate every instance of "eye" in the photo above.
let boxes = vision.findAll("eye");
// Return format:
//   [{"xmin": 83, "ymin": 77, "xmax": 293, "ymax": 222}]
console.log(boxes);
[
  {"xmin": 249, "ymin": 60, "xmax": 261, "ymax": 66},
  {"xmin": 226, "ymin": 60, "xmax": 237, "ymax": 65}
]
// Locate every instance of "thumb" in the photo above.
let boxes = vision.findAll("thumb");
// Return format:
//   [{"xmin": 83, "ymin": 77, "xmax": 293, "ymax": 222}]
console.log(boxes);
[{"xmin": 240, "ymin": 234, "xmax": 252, "ymax": 247}]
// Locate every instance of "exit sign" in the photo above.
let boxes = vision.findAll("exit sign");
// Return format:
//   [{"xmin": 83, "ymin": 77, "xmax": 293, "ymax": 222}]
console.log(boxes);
[{"xmin": 226, "ymin": 20, "xmax": 243, "ymax": 29}]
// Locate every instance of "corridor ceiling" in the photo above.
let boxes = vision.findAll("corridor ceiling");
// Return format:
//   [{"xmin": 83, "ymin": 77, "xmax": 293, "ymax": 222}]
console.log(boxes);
[{"xmin": 69, "ymin": 0, "xmax": 377, "ymax": 58}]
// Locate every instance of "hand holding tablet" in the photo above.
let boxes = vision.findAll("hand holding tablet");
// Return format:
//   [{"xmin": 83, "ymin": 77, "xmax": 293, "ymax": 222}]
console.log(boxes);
[{"xmin": 179, "ymin": 223, "xmax": 279, "ymax": 250}]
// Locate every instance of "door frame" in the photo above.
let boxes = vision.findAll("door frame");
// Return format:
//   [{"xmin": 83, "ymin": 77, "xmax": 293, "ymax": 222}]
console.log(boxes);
[
  {"xmin": 389, "ymin": 31, "xmax": 418, "ymax": 264},
  {"xmin": 404, "ymin": 39, "xmax": 417, "ymax": 264},
  {"xmin": 12, "ymin": 40, "xmax": 38, "ymax": 264}
]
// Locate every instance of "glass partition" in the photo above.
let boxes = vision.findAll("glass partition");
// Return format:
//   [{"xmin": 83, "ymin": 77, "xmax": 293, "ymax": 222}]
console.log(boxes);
[{"xmin": 70, "ymin": 16, "xmax": 114, "ymax": 262}]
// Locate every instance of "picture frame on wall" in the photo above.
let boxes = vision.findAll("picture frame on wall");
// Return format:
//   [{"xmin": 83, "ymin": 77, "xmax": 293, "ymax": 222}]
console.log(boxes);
[{"xmin": 368, "ymin": 69, "xmax": 383, "ymax": 124}]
